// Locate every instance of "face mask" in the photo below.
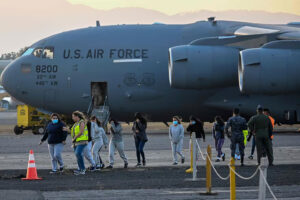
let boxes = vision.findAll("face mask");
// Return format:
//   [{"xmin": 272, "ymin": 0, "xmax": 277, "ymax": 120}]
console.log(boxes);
[
  {"xmin": 173, "ymin": 121, "xmax": 178, "ymax": 125},
  {"xmin": 52, "ymin": 119, "xmax": 58, "ymax": 124},
  {"xmin": 192, "ymin": 121, "xmax": 196, "ymax": 125}
]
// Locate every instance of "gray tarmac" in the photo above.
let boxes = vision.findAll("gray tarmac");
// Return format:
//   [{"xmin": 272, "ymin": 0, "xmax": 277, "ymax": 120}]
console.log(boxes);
[{"xmin": 0, "ymin": 111, "xmax": 300, "ymax": 199}]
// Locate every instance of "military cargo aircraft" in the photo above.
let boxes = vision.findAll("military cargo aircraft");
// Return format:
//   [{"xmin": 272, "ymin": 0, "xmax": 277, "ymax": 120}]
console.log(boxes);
[{"xmin": 1, "ymin": 18, "xmax": 300, "ymax": 124}]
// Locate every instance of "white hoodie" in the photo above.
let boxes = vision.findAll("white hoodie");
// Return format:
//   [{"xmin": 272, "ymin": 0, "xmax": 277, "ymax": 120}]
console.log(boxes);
[
  {"xmin": 91, "ymin": 122, "xmax": 108, "ymax": 146},
  {"xmin": 169, "ymin": 124, "xmax": 184, "ymax": 143}
]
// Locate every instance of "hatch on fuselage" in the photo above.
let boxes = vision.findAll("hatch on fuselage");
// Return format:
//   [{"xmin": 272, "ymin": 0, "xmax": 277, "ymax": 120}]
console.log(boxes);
[{"xmin": 91, "ymin": 82, "xmax": 107, "ymax": 107}]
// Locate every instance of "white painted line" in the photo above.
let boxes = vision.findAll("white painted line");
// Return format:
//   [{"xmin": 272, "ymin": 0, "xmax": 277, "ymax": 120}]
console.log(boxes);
[{"xmin": 113, "ymin": 59, "xmax": 142, "ymax": 63}]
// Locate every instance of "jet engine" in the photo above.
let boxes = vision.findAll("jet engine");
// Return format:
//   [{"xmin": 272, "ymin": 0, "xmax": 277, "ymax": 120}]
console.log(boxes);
[
  {"xmin": 168, "ymin": 45, "xmax": 239, "ymax": 89},
  {"xmin": 239, "ymin": 40, "xmax": 300, "ymax": 95}
]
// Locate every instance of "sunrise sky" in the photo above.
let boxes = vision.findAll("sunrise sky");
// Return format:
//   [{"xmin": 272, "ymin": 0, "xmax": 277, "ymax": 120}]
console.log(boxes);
[
  {"xmin": 0, "ymin": 0, "xmax": 299, "ymax": 55},
  {"xmin": 67, "ymin": 0, "xmax": 300, "ymax": 15}
]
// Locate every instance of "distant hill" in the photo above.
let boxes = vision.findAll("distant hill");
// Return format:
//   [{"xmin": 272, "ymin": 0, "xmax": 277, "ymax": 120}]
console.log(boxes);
[{"xmin": 0, "ymin": 0, "xmax": 299, "ymax": 54}]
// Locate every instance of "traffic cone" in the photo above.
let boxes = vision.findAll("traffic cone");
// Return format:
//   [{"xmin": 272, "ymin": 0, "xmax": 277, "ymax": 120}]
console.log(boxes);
[{"xmin": 22, "ymin": 150, "xmax": 42, "ymax": 180}]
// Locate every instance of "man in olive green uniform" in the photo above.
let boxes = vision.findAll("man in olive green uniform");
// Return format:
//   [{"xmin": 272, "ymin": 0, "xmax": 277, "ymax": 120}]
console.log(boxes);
[{"xmin": 248, "ymin": 105, "xmax": 274, "ymax": 166}]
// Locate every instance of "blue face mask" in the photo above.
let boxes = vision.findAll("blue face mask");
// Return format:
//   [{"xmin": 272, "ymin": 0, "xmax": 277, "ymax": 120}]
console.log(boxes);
[
  {"xmin": 192, "ymin": 121, "xmax": 196, "ymax": 125},
  {"xmin": 52, "ymin": 119, "xmax": 58, "ymax": 124},
  {"xmin": 173, "ymin": 120, "xmax": 178, "ymax": 125}
]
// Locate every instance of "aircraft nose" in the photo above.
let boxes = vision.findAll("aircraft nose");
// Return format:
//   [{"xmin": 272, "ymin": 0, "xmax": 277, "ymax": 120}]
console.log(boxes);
[{"xmin": 1, "ymin": 62, "xmax": 18, "ymax": 94}]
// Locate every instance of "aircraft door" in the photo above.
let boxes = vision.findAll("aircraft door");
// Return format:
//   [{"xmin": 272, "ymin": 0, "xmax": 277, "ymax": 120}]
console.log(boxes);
[{"xmin": 89, "ymin": 82, "xmax": 110, "ymax": 126}]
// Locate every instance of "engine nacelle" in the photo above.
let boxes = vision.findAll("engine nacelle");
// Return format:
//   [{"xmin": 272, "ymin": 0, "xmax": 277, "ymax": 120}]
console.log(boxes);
[
  {"xmin": 239, "ymin": 41, "xmax": 300, "ymax": 94},
  {"xmin": 168, "ymin": 45, "xmax": 239, "ymax": 89}
]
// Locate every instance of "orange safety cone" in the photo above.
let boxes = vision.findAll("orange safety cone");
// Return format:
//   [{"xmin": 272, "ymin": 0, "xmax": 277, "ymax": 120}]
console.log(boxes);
[{"xmin": 22, "ymin": 150, "xmax": 42, "ymax": 180}]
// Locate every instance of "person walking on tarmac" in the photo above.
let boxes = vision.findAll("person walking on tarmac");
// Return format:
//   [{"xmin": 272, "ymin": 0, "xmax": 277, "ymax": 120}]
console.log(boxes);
[
  {"xmin": 90, "ymin": 116, "xmax": 108, "ymax": 170},
  {"xmin": 106, "ymin": 118, "xmax": 128, "ymax": 169},
  {"xmin": 63, "ymin": 111, "xmax": 89, "ymax": 175},
  {"xmin": 169, "ymin": 116, "xmax": 185, "ymax": 165},
  {"xmin": 40, "ymin": 113, "xmax": 68, "ymax": 174},
  {"xmin": 225, "ymin": 108, "xmax": 247, "ymax": 166},
  {"xmin": 186, "ymin": 115, "xmax": 205, "ymax": 161},
  {"xmin": 263, "ymin": 108, "xmax": 275, "ymax": 139},
  {"xmin": 212, "ymin": 116, "xmax": 225, "ymax": 162},
  {"xmin": 132, "ymin": 112, "xmax": 148, "ymax": 167},
  {"xmin": 83, "ymin": 119, "xmax": 97, "ymax": 172},
  {"xmin": 248, "ymin": 108, "xmax": 275, "ymax": 160},
  {"xmin": 248, "ymin": 105, "xmax": 274, "ymax": 166}
]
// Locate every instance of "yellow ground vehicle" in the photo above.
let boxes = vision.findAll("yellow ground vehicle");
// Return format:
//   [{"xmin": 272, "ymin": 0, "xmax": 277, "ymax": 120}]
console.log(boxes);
[{"xmin": 14, "ymin": 105, "xmax": 50, "ymax": 135}]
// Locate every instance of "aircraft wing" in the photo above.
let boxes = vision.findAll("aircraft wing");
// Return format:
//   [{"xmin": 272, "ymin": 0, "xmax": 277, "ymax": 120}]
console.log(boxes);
[{"xmin": 233, "ymin": 25, "xmax": 300, "ymax": 40}]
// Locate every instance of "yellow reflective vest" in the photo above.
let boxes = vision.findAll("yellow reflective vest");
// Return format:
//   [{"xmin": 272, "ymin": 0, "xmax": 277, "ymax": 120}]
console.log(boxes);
[
  {"xmin": 71, "ymin": 120, "xmax": 88, "ymax": 142},
  {"xmin": 243, "ymin": 130, "xmax": 249, "ymax": 146}
]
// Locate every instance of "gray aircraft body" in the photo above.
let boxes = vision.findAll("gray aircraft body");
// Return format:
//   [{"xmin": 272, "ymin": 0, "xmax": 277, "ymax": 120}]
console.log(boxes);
[{"xmin": 1, "ymin": 19, "xmax": 300, "ymax": 123}]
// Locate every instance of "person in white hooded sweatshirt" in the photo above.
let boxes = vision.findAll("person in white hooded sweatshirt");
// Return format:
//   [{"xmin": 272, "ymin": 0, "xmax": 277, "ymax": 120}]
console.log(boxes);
[
  {"xmin": 90, "ymin": 116, "xmax": 108, "ymax": 170},
  {"xmin": 169, "ymin": 116, "xmax": 185, "ymax": 165}
]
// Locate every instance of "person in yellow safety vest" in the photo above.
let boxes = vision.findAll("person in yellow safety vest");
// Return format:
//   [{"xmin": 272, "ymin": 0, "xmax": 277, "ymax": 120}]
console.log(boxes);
[{"xmin": 63, "ymin": 111, "xmax": 89, "ymax": 175}]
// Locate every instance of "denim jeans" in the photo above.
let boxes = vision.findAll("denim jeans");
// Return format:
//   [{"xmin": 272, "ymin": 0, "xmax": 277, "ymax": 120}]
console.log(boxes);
[
  {"xmin": 135, "ymin": 137, "xmax": 146, "ymax": 163},
  {"xmin": 48, "ymin": 143, "xmax": 64, "ymax": 171},
  {"xmin": 74, "ymin": 144, "xmax": 87, "ymax": 171}
]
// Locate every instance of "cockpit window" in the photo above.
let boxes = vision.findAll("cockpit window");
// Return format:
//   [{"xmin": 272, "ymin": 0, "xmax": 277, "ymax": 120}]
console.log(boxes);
[
  {"xmin": 22, "ymin": 48, "xmax": 34, "ymax": 56},
  {"xmin": 33, "ymin": 48, "xmax": 43, "ymax": 58},
  {"xmin": 30, "ymin": 47, "xmax": 54, "ymax": 59},
  {"xmin": 42, "ymin": 47, "xmax": 54, "ymax": 59}
]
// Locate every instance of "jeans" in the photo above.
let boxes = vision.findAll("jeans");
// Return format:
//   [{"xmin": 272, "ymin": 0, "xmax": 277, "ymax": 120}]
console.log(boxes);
[
  {"xmin": 109, "ymin": 140, "xmax": 128, "ymax": 166},
  {"xmin": 135, "ymin": 137, "xmax": 146, "ymax": 164},
  {"xmin": 83, "ymin": 141, "xmax": 96, "ymax": 166},
  {"xmin": 48, "ymin": 143, "xmax": 64, "ymax": 171},
  {"xmin": 230, "ymin": 134, "xmax": 245, "ymax": 158},
  {"xmin": 92, "ymin": 139, "xmax": 104, "ymax": 167},
  {"xmin": 74, "ymin": 144, "xmax": 87, "ymax": 171},
  {"xmin": 171, "ymin": 139, "xmax": 184, "ymax": 163},
  {"xmin": 215, "ymin": 137, "xmax": 224, "ymax": 158}
]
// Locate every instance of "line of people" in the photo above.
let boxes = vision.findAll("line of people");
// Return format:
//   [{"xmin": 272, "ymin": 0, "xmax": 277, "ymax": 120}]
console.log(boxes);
[
  {"xmin": 40, "ymin": 111, "xmax": 149, "ymax": 175},
  {"xmin": 39, "ymin": 105, "xmax": 274, "ymax": 175}
]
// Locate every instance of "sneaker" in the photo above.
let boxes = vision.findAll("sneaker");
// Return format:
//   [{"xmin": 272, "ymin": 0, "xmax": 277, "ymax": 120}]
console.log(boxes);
[
  {"xmin": 74, "ymin": 170, "xmax": 85, "ymax": 175},
  {"xmin": 135, "ymin": 163, "xmax": 142, "ymax": 167},
  {"xmin": 181, "ymin": 157, "xmax": 185, "ymax": 164},
  {"xmin": 106, "ymin": 165, "xmax": 113, "ymax": 169},
  {"xmin": 89, "ymin": 166, "xmax": 96, "ymax": 172},
  {"xmin": 215, "ymin": 159, "xmax": 220, "ymax": 162},
  {"xmin": 49, "ymin": 170, "xmax": 58, "ymax": 174},
  {"xmin": 142, "ymin": 160, "xmax": 146, "ymax": 166},
  {"xmin": 241, "ymin": 163, "xmax": 244, "ymax": 167},
  {"xmin": 248, "ymin": 155, "xmax": 253, "ymax": 160},
  {"xmin": 59, "ymin": 167, "xmax": 64, "ymax": 172},
  {"xmin": 100, "ymin": 163, "xmax": 105, "ymax": 169},
  {"xmin": 172, "ymin": 162, "xmax": 178, "ymax": 165},
  {"xmin": 96, "ymin": 166, "xmax": 101, "ymax": 170},
  {"xmin": 222, "ymin": 153, "xmax": 225, "ymax": 161},
  {"xmin": 124, "ymin": 163, "xmax": 128, "ymax": 168}
]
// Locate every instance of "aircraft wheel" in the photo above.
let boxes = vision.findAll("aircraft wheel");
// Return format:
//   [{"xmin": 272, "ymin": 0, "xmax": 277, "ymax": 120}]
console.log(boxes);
[
  {"xmin": 14, "ymin": 126, "xmax": 23, "ymax": 135},
  {"xmin": 32, "ymin": 127, "xmax": 45, "ymax": 135}
]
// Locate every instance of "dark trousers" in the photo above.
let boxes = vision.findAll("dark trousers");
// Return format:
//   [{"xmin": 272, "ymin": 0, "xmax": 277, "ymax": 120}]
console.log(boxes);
[
  {"xmin": 251, "ymin": 137, "xmax": 256, "ymax": 155},
  {"xmin": 135, "ymin": 137, "xmax": 146, "ymax": 163},
  {"xmin": 256, "ymin": 136, "xmax": 273, "ymax": 165},
  {"xmin": 230, "ymin": 134, "xmax": 245, "ymax": 163}
]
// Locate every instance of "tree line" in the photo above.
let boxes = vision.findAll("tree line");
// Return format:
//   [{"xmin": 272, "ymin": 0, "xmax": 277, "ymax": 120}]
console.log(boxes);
[{"xmin": 0, "ymin": 47, "xmax": 29, "ymax": 60}]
